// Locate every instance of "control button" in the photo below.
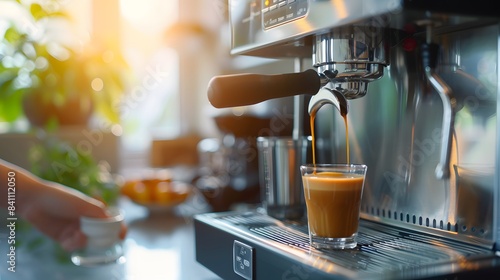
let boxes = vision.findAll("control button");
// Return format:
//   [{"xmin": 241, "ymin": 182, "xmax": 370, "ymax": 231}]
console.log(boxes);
[
  {"xmin": 279, "ymin": 1, "xmax": 287, "ymax": 8},
  {"xmin": 233, "ymin": 240, "xmax": 253, "ymax": 280}
]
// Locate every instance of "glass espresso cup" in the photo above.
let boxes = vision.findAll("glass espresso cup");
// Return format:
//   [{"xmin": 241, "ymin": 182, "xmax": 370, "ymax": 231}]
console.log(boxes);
[{"xmin": 300, "ymin": 164, "xmax": 367, "ymax": 249}]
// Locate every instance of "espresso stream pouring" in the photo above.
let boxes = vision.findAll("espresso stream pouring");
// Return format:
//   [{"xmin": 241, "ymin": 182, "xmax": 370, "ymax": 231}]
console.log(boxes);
[{"xmin": 207, "ymin": 69, "xmax": 351, "ymax": 221}]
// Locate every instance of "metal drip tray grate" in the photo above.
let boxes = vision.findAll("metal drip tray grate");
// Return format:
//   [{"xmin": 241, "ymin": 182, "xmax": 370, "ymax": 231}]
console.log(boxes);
[{"xmin": 215, "ymin": 212, "xmax": 496, "ymax": 275}]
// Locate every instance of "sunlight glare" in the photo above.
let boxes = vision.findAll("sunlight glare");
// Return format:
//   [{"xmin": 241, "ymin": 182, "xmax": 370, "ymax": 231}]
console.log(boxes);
[
  {"xmin": 91, "ymin": 78, "xmax": 104, "ymax": 91},
  {"xmin": 125, "ymin": 241, "xmax": 180, "ymax": 280},
  {"xmin": 119, "ymin": 0, "xmax": 178, "ymax": 33},
  {"xmin": 119, "ymin": 0, "xmax": 150, "ymax": 24}
]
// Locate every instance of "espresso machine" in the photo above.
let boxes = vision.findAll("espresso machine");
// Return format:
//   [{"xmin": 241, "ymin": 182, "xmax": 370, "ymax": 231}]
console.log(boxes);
[{"xmin": 194, "ymin": 1, "xmax": 500, "ymax": 279}]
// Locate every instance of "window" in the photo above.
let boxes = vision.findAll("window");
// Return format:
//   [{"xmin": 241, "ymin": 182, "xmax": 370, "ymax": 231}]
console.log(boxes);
[{"xmin": 118, "ymin": 0, "xmax": 180, "ymax": 152}]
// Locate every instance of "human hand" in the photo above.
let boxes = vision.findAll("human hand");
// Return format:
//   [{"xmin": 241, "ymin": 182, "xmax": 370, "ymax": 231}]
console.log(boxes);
[
  {"xmin": 1, "ymin": 158, "xmax": 127, "ymax": 252},
  {"xmin": 20, "ymin": 182, "xmax": 127, "ymax": 252}
]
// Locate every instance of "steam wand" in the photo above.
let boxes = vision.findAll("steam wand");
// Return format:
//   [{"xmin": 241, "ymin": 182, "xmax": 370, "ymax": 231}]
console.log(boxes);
[{"xmin": 421, "ymin": 22, "xmax": 457, "ymax": 179}]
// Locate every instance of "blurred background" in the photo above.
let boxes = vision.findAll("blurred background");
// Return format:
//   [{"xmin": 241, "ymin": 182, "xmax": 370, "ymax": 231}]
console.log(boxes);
[
  {"xmin": 0, "ymin": 1, "xmax": 297, "ymax": 278},
  {"xmin": 0, "ymin": 0, "xmax": 293, "ymax": 172}
]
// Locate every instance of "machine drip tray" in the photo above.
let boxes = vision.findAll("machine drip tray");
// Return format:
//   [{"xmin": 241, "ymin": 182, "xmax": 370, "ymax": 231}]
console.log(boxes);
[{"xmin": 194, "ymin": 211, "xmax": 500, "ymax": 279}]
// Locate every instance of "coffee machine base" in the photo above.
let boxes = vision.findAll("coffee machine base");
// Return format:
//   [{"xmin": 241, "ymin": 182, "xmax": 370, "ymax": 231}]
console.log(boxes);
[{"xmin": 194, "ymin": 211, "xmax": 500, "ymax": 280}]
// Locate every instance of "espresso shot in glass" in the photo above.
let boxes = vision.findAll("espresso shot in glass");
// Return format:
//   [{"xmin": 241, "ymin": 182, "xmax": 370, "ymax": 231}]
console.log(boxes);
[{"xmin": 300, "ymin": 164, "xmax": 367, "ymax": 250}]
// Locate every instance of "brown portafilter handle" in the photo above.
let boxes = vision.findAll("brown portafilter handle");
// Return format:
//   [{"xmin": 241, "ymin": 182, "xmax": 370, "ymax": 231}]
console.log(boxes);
[{"xmin": 207, "ymin": 69, "xmax": 321, "ymax": 108}]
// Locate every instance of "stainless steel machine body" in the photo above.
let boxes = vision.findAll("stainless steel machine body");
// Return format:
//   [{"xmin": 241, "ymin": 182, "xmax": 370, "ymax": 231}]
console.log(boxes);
[{"xmin": 195, "ymin": 1, "xmax": 500, "ymax": 279}]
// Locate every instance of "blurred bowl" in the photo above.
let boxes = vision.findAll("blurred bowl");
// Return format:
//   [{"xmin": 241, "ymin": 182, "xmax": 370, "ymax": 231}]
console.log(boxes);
[{"xmin": 121, "ymin": 178, "xmax": 192, "ymax": 212}]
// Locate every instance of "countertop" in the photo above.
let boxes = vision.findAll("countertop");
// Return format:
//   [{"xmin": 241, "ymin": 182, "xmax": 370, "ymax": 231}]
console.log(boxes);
[{"xmin": 0, "ymin": 194, "xmax": 223, "ymax": 280}]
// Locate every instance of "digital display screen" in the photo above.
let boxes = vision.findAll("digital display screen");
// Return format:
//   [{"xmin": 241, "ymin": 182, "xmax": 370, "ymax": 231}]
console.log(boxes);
[{"xmin": 262, "ymin": 0, "xmax": 308, "ymax": 29}]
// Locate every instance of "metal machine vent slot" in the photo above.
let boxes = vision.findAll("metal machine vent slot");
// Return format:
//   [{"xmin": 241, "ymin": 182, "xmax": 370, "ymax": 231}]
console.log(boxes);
[
  {"xmin": 362, "ymin": 205, "xmax": 487, "ymax": 237},
  {"xmin": 217, "ymin": 211, "xmax": 279, "ymax": 227}
]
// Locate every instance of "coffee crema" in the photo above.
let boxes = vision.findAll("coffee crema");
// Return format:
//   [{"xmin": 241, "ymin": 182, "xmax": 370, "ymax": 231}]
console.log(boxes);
[{"xmin": 302, "ymin": 173, "xmax": 364, "ymax": 238}]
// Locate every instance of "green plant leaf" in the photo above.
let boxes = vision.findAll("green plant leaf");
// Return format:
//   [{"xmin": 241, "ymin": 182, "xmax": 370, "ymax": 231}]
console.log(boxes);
[
  {"xmin": 29, "ymin": 137, "xmax": 120, "ymax": 205},
  {"xmin": 0, "ymin": 81, "xmax": 24, "ymax": 122},
  {"xmin": 4, "ymin": 26, "xmax": 22, "ymax": 44},
  {"xmin": 26, "ymin": 236, "xmax": 46, "ymax": 250},
  {"xmin": 0, "ymin": 69, "xmax": 18, "ymax": 87},
  {"xmin": 29, "ymin": 2, "xmax": 70, "ymax": 21},
  {"xmin": 29, "ymin": 3, "xmax": 47, "ymax": 21}
]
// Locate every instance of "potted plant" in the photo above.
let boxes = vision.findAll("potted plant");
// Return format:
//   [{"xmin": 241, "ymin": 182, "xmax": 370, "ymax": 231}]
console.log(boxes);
[{"xmin": 0, "ymin": 0, "xmax": 129, "ymax": 128}]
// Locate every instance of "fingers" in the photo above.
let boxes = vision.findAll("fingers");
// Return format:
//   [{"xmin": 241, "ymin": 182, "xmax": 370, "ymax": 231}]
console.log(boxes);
[
  {"xmin": 23, "ymin": 205, "xmax": 66, "ymax": 239},
  {"xmin": 119, "ymin": 223, "xmax": 128, "ymax": 240},
  {"xmin": 59, "ymin": 226, "xmax": 87, "ymax": 252},
  {"xmin": 40, "ymin": 182, "xmax": 109, "ymax": 219},
  {"xmin": 23, "ymin": 206, "xmax": 86, "ymax": 251},
  {"xmin": 24, "ymin": 206, "xmax": 126, "ymax": 252}
]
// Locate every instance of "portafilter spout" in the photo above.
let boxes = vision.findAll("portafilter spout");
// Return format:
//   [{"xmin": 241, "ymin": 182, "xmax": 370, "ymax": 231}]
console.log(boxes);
[{"xmin": 308, "ymin": 87, "xmax": 348, "ymax": 117}]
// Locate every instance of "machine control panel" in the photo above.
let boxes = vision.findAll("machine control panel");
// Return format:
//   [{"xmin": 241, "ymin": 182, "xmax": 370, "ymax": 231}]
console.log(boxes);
[
  {"xmin": 233, "ymin": 240, "xmax": 254, "ymax": 279},
  {"xmin": 262, "ymin": 0, "xmax": 309, "ymax": 29}
]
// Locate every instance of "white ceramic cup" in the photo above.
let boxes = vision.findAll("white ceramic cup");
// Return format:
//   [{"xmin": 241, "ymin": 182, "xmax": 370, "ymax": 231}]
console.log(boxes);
[{"xmin": 71, "ymin": 207, "xmax": 125, "ymax": 266}]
